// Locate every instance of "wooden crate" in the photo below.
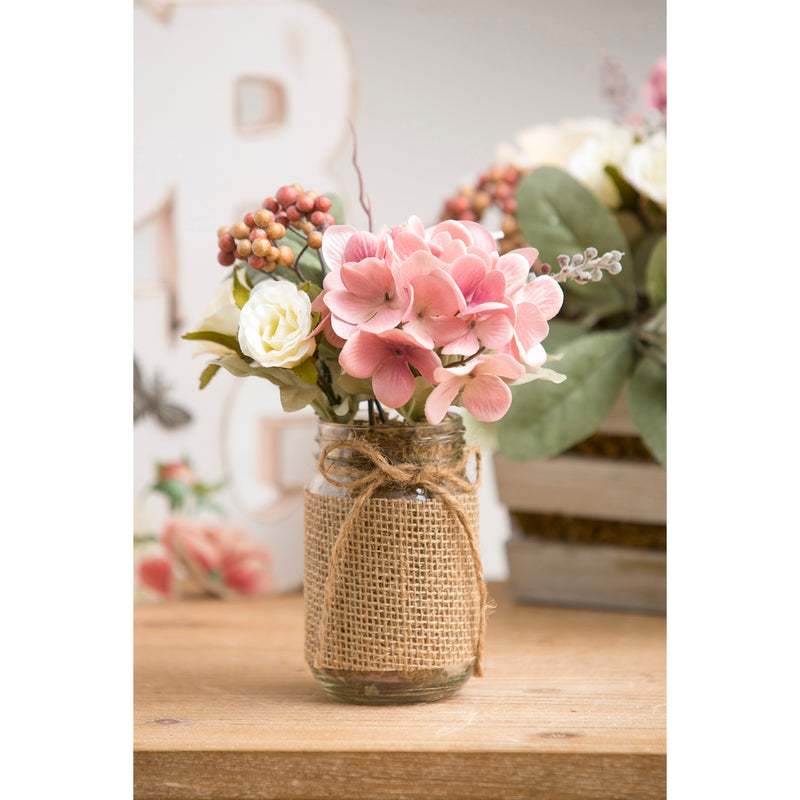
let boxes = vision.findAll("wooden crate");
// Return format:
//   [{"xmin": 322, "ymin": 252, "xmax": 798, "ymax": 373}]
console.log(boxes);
[{"xmin": 496, "ymin": 389, "xmax": 666, "ymax": 613}]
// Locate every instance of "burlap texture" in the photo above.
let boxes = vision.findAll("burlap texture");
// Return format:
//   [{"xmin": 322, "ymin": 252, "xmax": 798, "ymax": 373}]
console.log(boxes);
[{"xmin": 304, "ymin": 488, "xmax": 482, "ymax": 673}]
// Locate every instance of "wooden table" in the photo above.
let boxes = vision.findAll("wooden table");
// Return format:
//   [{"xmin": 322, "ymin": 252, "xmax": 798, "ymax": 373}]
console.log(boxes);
[{"xmin": 134, "ymin": 583, "xmax": 666, "ymax": 799}]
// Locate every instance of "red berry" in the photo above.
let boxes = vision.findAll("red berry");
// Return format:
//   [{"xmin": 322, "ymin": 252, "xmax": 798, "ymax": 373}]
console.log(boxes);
[
  {"xmin": 244, "ymin": 212, "xmax": 256, "ymax": 228},
  {"xmin": 310, "ymin": 210, "xmax": 326, "ymax": 227},
  {"xmin": 296, "ymin": 194, "xmax": 315, "ymax": 213},
  {"xmin": 217, "ymin": 251, "xmax": 235, "ymax": 266},
  {"xmin": 276, "ymin": 185, "xmax": 299, "ymax": 207},
  {"xmin": 503, "ymin": 198, "xmax": 517, "ymax": 214},
  {"xmin": 249, "ymin": 228, "xmax": 267, "ymax": 241},
  {"xmin": 493, "ymin": 184, "xmax": 512, "ymax": 201},
  {"xmin": 218, "ymin": 234, "xmax": 235, "ymax": 253},
  {"xmin": 275, "ymin": 213, "xmax": 290, "ymax": 228},
  {"xmin": 285, "ymin": 204, "xmax": 302, "ymax": 221},
  {"xmin": 263, "ymin": 197, "xmax": 279, "ymax": 212},
  {"xmin": 248, "ymin": 255, "xmax": 266, "ymax": 269},
  {"xmin": 322, "ymin": 212, "xmax": 335, "ymax": 226},
  {"xmin": 314, "ymin": 195, "xmax": 332, "ymax": 212}
]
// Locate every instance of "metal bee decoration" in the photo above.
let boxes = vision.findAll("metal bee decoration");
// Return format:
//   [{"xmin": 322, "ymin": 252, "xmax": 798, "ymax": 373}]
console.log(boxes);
[{"xmin": 134, "ymin": 358, "xmax": 193, "ymax": 429}]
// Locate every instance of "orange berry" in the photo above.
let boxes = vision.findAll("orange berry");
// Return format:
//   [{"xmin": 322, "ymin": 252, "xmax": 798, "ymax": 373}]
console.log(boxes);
[
  {"xmin": 236, "ymin": 239, "xmax": 252, "ymax": 257},
  {"xmin": 231, "ymin": 221, "xmax": 250, "ymax": 240},
  {"xmin": 217, "ymin": 225, "xmax": 231, "ymax": 237},
  {"xmin": 307, "ymin": 230, "xmax": 323, "ymax": 249},
  {"xmin": 254, "ymin": 208, "xmax": 273, "ymax": 227},
  {"xmin": 277, "ymin": 245, "xmax": 295, "ymax": 267},
  {"xmin": 252, "ymin": 238, "xmax": 272, "ymax": 257},
  {"xmin": 267, "ymin": 221, "xmax": 286, "ymax": 240}
]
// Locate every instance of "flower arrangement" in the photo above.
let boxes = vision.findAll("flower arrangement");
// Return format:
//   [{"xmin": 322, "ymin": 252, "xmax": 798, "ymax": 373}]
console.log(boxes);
[
  {"xmin": 439, "ymin": 56, "xmax": 667, "ymax": 465},
  {"xmin": 135, "ymin": 458, "xmax": 273, "ymax": 600},
  {"xmin": 184, "ymin": 178, "xmax": 624, "ymax": 428}
]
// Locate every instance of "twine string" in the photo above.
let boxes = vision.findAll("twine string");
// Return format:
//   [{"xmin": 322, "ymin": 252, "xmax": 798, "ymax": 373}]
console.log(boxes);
[{"xmin": 312, "ymin": 438, "xmax": 488, "ymax": 677}]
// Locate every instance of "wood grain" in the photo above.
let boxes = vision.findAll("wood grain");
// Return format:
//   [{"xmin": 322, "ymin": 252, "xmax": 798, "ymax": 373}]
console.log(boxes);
[
  {"xmin": 134, "ymin": 583, "xmax": 665, "ymax": 799},
  {"xmin": 494, "ymin": 454, "xmax": 667, "ymax": 525}
]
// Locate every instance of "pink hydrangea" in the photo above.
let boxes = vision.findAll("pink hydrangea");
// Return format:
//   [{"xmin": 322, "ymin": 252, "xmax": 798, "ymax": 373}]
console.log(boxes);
[{"xmin": 317, "ymin": 216, "xmax": 565, "ymax": 424}]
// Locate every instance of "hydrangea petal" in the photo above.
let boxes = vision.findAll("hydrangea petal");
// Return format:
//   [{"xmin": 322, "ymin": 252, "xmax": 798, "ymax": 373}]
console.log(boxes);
[
  {"xmin": 340, "ymin": 258, "xmax": 396, "ymax": 298},
  {"xmin": 524, "ymin": 275, "xmax": 564, "ymax": 320},
  {"xmin": 339, "ymin": 331, "xmax": 391, "ymax": 378},
  {"xmin": 321, "ymin": 225, "xmax": 357, "ymax": 272},
  {"xmin": 461, "ymin": 374, "xmax": 513, "ymax": 422},
  {"xmin": 373, "ymin": 359, "xmax": 416, "ymax": 408},
  {"xmin": 424, "ymin": 378, "xmax": 464, "ymax": 425}
]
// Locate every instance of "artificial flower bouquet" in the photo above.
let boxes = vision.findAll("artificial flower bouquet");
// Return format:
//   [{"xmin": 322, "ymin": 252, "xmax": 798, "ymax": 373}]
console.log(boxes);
[
  {"xmin": 184, "ymin": 184, "xmax": 624, "ymax": 427},
  {"xmin": 439, "ymin": 57, "xmax": 667, "ymax": 465}
]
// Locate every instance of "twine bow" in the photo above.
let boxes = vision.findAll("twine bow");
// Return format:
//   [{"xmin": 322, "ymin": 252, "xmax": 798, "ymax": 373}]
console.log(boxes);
[{"xmin": 313, "ymin": 438, "xmax": 489, "ymax": 677}]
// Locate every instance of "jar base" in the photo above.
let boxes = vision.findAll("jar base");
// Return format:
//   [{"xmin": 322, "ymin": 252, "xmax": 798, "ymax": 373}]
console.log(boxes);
[{"xmin": 310, "ymin": 662, "xmax": 473, "ymax": 705}]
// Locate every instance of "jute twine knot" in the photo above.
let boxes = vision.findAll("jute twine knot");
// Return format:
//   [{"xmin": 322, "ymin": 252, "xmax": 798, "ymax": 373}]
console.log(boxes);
[{"xmin": 313, "ymin": 438, "xmax": 489, "ymax": 677}]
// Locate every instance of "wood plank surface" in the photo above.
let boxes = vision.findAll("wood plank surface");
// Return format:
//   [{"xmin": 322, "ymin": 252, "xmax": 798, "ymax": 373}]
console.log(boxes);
[
  {"xmin": 494, "ymin": 454, "xmax": 667, "ymax": 525},
  {"xmin": 134, "ymin": 583, "xmax": 666, "ymax": 799}
]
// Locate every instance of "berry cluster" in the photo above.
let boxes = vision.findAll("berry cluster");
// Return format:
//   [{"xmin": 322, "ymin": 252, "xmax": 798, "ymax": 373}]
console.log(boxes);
[
  {"xmin": 440, "ymin": 165, "xmax": 527, "ymax": 254},
  {"xmin": 216, "ymin": 184, "xmax": 335, "ymax": 272}
]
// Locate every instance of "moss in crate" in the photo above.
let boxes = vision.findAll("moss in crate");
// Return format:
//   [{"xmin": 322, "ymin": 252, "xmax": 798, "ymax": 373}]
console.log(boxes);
[
  {"xmin": 567, "ymin": 433, "xmax": 656, "ymax": 462},
  {"xmin": 511, "ymin": 511, "xmax": 667, "ymax": 551}
]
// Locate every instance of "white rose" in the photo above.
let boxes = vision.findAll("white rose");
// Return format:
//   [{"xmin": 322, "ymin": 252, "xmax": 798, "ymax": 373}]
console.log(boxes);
[
  {"xmin": 189, "ymin": 268, "xmax": 243, "ymax": 357},
  {"xmin": 565, "ymin": 124, "xmax": 635, "ymax": 208},
  {"xmin": 496, "ymin": 117, "xmax": 621, "ymax": 170},
  {"xmin": 237, "ymin": 279, "xmax": 316, "ymax": 369},
  {"xmin": 620, "ymin": 131, "xmax": 666, "ymax": 206}
]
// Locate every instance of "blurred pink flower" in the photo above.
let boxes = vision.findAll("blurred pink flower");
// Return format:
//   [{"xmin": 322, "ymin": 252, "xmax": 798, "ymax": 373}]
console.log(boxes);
[
  {"xmin": 425, "ymin": 353, "xmax": 526, "ymax": 424},
  {"xmin": 157, "ymin": 460, "xmax": 194, "ymax": 485},
  {"xmin": 139, "ymin": 554, "xmax": 172, "ymax": 597},
  {"xmin": 642, "ymin": 57, "xmax": 666, "ymax": 115},
  {"xmin": 153, "ymin": 517, "xmax": 273, "ymax": 597}
]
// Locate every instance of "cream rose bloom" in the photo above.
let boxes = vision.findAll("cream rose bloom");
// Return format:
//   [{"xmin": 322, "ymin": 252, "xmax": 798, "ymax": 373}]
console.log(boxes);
[
  {"xmin": 565, "ymin": 124, "xmax": 635, "ymax": 208},
  {"xmin": 496, "ymin": 117, "xmax": 623, "ymax": 171},
  {"xmin": 190, "ymin": 268, "xmax": 243, "ymax": 357},
  {"xmin": 237, "ymin": 279, "xmax": 316, "ymax": 369},
  {"xmin": 621, "ymin": 131, "xmax": 666, "ymax": 206}
]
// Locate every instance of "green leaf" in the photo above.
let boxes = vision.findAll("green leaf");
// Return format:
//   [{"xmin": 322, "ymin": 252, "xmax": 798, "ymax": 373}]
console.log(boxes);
[
  {"xmin": 199, "ymin": 362, "xmax": 221, "ymax": 389},
  {"xmin": 628, "ymin": 355, "xmax": 666, "ymax": 466},
  {"xmin": 232, "ymin": 266, "xmax": 251, "ymax": 309},
  {"xmin": 604, "ymin": 164, "xmax": 640, "ymax": 211},
  {"xmin": 292, "ymin": 357, "xmax": 319, "ymax": 385},
  {"xmin": 497, "ymin": 330, "xmax": 635, "ymax": 461},
  {"xmin": 327, "ymin": 192, "xmax": 346, "ymax": 225},
  {"xmin": 298, "ymin": 281, "xmax": 322, "ymax": 301},
  {"xmin": 183, "ymin": 330, "xmax": 242, "ymax": 356},
  {"xmin": 516, "ymin": 166, "xmax": 635, "ymax": 315},
  {"xmin": 152, "ymin": 479, "xmax": 190, "ymax": 511},
  {"xmin": 645, "ymin": 235, "xmax": 667, "ymax": 307}
]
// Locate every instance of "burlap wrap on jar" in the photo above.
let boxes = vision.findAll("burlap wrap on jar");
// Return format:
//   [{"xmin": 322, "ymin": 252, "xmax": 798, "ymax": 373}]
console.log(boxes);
[{"xmin": 303, "ymin": 419, "xmax": 488, "ymax": 696}]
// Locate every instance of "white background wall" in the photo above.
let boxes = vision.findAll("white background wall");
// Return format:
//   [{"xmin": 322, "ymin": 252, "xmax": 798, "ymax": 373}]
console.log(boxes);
[{"xmin": 133, "ymin": 0, "xmax": 665, "ymax": 590}]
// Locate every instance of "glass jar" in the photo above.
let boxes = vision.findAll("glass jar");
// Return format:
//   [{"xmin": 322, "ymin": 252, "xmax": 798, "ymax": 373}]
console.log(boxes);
[{"xmin": 303, "ymin": 413, "xmax": 484, "ymax": 704}]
